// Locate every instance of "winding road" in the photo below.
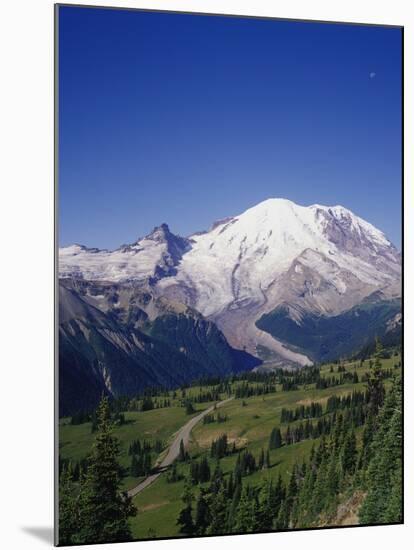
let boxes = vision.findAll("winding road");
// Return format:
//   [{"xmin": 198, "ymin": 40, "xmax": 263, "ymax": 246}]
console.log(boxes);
[{"xmin": 127, "ymin": 397, "xmax": 234, "ymax": 498}]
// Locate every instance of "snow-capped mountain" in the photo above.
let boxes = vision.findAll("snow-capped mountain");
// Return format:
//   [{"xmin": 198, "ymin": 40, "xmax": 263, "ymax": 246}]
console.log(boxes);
[
  {"xmin": 59, "ymin": 223, "xmax": 191, "ymax": 282},
  {"xmin": 158, "ymin": 199, "xmax": 399, "ymax": 312},
  {"xmin": 59, "ymin": 198, "xmax": 401, "ymax": 366}
]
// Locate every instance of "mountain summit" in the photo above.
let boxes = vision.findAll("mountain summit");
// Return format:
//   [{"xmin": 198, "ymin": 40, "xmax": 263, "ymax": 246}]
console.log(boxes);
[
  {"xmin": 60, "ymin": 222, "xmax": 191, "ymax": 282},
  {"xmin": 59, "ymin": 198, "xmax": 401, "ymax": 366},
  {"xmin": 154, "ymin": 198, "xmax": 400, "ymax": 363}
]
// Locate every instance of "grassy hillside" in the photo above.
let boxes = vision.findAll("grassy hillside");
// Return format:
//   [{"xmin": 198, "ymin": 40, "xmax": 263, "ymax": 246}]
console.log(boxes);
[
  {"xmin": 59, "ymin": 352, "xmax": 401, "ymax": 541},
  {"xmin": 59, "ymin": 385, "xmax": 222, "ymax": 491},
  {"xmin": 129, "ymin": 355, "xmax": 400, "ymax": 538}
]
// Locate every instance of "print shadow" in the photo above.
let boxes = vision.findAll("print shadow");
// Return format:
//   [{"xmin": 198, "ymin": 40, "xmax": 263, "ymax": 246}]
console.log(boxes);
[{"xmin": 22, "ymin": 526, "xmax": 54, "ymax": 544}]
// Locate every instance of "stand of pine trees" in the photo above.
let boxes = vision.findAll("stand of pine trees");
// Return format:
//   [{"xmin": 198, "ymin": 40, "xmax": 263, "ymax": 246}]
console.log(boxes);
[
  {"xmin": 175, "ymin": 372, "xmax": 402, "ymax": 535},
  {"xmin": 190, "ymin": 456, "xmax": 211, "ymax": 484},
  {"xmin": 68, "ymin": 352, "xmax": 399, "ymax": 427},
  {"xmin": 167, "ymin": 462, "xmax": 184, "ymax": 483},
  {"xmin": 280, "ymin": 402, "xmax": 323, "ymax": 422},
  {"xmin": 59, "ymin": 456, "xmax": 89, "ymax": 482},
  {"xmin": 358, "ymin": 375, "xmax": 402, "ymax": 523},
  {"xmin": 210, "ymin": 434, "xmax": 229, "ymax": 459},
  {"xmin": 203, "ymin": 411, "xmax": 228, "ymax": 424},
  {"xmin": 59, "ymin": 397, "xmax": 137, "ymax": 545},
  {"xmin": 127, "ymin": 437, "xmax": 164, "ymax": 477}
]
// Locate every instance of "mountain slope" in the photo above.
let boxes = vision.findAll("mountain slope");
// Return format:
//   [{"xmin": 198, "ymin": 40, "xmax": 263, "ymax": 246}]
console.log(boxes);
[
  {"xmin": 159, "ymin": 199, "xmax": 399, "ymax": 317},
  {"xmin": 59, "ymin": 198, "xmax": 401, "ymax": 367},
  {"xmin": 256, "ymin": 298, "xmax": 401, "ymax": 362},
  {"xmin": 156, "ymin": 199, "xmax": 400, "ymax": 363},
  {"xmin": 59, "ymin": 282, "xmax": 258, "ymax": 415}
]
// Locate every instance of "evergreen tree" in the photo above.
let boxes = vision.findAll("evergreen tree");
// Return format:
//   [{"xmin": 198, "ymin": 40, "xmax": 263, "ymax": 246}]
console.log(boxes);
[
  {"xmin": 176, "ymin": 506, "xmax": 194, "ymax": 535},
  {"xmin": 295, "ymin": 462, "xmax": 316, "ymax": 527},
  {"xmin": 275, "ymin": 498, "xmax": 290, "ymax": 530},
  {"xmin": 143, "ymin": 452, "xmax": 152, "ymax": 475},
  {"xmin": 359, "ymin": 377, "xmax": 402, "ymax": 524},
  {"xmin": 325, "ymin": 451, "xmax": 340, "ymax": 505},
  {"xmin": 74, "ymin": 396, "xmax": 136, "ymax": 544},
  {"xmin": 227, "ymin": 480, "xmax": 242, "ymax": 532},
  {"xmin": 234, "ymin": 486, "xmax": 256, "ymax": 533},
  {"xmin": 58, "ymin": 467, "xmax": 79, "ymax": 545},
  {"xmin": 167, "ymin": 462, "xmax": 181, "ymax": 483},
  {"xmin": 284, "ymin": 465, "xmax": 299, "ymax": 526},
  {"xmin": 185, "ymin": 400, "xmax": 195, "ymax": 415},
  {"xmin": 194, "ymin": 489, "xmax": 210, "ymax": 535},
  {"xmin": 227, "ymin": 472, "xmax": 234, "ymax": 498},
  {"xmin": 382, "ymin": 463, "xmax": 402, "ymax": 523},
  {"xmin": 366, "ymin": 364, "xmax": 385, "ymax": 415},
  {"xmin": 210, "ymin": 460, "xmax": 224, "ymax": 494},
  {"xmin": 256, "ymin": 480, "xmax": 274, "ymax": 531},
  {"xmin": 210, "ymin": 434, "xmax": 228, "ymax": 459},
  {"xmin": 358, "ymin": 411, "xmax": 374, "ymax": 472},
  {"xmin": 178, "ymin": 439, "xmax": 186, "ymax": 462},
  {"xmin": 341, "ymin": 430, "xmax": 357, "ymax": 474},
  {"xmin": 273, "ymin": 473, "xmax": 286, "ymax": 511},
  {"xmin": 130, "ymin": 454, "xmax": 140, "ymax": 477},
  {"xmin": 199, "ymin": 456, "xmax": 211, "ymax": 482},
  {"xmin": 176, "ymin": 480, "xmax": 195, "ymax": 535},
  {"xmin": 269, "ymin": 427, "xmax": 282, "ymax": 449},
  {"xmin": 206, "ymin": 485, "xmax": 228, "ymax": 535}
]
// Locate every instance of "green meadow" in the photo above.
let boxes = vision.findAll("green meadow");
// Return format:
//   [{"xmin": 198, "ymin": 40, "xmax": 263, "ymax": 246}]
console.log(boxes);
[{"xmin": 59, "ymin": 353, "xmax": 401, "ymax": 539}]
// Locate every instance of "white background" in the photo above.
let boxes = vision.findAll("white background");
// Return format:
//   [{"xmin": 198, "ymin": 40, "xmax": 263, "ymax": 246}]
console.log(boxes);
[{"xmin": 0, "ymin": 0, "xmax": 412, "ymax": 549}]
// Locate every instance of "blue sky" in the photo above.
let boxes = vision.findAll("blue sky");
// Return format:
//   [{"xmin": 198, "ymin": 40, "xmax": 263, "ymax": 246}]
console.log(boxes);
[{"xmin": 58, "ymin": 7, "xmax": 402, "ymax": 249}]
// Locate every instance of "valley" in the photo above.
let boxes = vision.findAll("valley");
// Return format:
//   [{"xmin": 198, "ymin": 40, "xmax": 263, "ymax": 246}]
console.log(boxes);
[{"xmin": 59, "ymin": 351, "xmax": 402, "ymax": 540}]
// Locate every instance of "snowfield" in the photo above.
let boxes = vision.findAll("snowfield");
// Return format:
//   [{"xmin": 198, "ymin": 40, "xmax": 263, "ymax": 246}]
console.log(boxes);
[{"xmin": 157, "ymin": 198, "xmax": 400, "ymax": 317}]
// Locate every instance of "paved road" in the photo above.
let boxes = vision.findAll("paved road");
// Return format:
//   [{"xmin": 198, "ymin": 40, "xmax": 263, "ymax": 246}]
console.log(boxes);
[{"xmin": 127, "ymin": 397, "xmax": 233, "ymax": 498}]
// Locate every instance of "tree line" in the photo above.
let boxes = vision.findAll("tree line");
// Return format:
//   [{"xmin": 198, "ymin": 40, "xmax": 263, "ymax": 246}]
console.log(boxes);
[
  {"xmin": 280, "ymin": 402, "xmax": 323, "ymax": 422},
  {"xmin": 175, "ymin": 369, "xmax": 401, "ymax": 535},
  {"xmin": 128, "ymin": 438, "xmax": 164, "ymax": 478},
  {"xmin": 67, "ymin": 355, "xmax": 399, "ymax": 424},
  {"xmin": 203, "ymin": 412, "xmax": 228, "ymax": 424},
  {"xmin": 280, "ymin": 391, "xmax": 369, "ymax": 446}
]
